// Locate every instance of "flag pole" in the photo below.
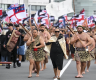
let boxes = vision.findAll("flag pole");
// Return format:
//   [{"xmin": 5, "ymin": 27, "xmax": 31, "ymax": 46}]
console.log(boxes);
[
  {"xmin": 19, "ymin": 23, "xmax": 31, "ymax": 36},
  {"xmin": 30, "ymin": 5, "xmax": 31, "ymax": 19},
  {"xmin": 73, "ymin": 0, "xmax": 76, "ymax": 28}
]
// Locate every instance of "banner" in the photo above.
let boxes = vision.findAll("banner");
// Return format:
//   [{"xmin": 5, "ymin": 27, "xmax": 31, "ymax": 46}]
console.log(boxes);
[{"xmin": 46, "ymin": 0, "xmax": 74, "ymax": 19}]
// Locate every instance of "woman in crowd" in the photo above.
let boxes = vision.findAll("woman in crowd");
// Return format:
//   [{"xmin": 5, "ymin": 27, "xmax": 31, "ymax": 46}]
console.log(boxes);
[
  {"xmin": 26, "ymin": 29, "xmax": 45, "ymax": 78},
  {"xmin": 45, "ymin": 28, "xmax": 68, "ymax": 80}
]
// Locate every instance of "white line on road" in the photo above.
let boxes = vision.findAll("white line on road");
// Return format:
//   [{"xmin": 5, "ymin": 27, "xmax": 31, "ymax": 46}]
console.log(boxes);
[{"xmin": 54, "ymin": 59, "xmax": 72, "ymax": 80}]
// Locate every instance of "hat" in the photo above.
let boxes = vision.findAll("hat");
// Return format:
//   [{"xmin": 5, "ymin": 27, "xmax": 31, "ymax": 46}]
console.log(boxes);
[
  {"xmin": 15, "ymin": 24, "xmax": 19, "ymax": 27},
  {"xmin": 76, "ymin": 25, "xmax": 85, "ymax": 30},
  {"xmin": 8, "ymin": 23, "xmax": 13, "ymax": 27}
]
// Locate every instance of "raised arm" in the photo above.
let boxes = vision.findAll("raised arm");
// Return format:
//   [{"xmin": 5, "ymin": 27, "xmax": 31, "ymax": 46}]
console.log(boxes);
[{"xmin": 47, "ymin": 31, "xmax": 51, "ymax": 40}]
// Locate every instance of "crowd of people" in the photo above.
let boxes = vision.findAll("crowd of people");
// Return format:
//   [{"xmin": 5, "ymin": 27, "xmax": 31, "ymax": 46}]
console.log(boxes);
[{"xmin": 0, "ymin": 21, "xmax": 96, "ymax": 80}]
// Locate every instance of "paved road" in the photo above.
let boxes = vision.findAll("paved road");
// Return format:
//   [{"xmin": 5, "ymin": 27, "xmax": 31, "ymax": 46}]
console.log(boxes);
[{"xmin": 0, "ymin": 59, "xmax": 96, "ymax": 80}]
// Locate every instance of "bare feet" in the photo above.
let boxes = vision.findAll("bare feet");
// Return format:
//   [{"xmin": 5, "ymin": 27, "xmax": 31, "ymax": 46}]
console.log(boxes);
[
  {"xmin": 75, "ymin": 75, "xmax": 83, "ymax": 78},
  {"xmin": 53, "ymin": 76, "xmax": 57, "ymax": 79},
  {"xmin": 44, "ymin": 66, "xmax": 46, "ymax": 69},
  {"xmin": 82, "ymin": 72, "xmax": 85, "ymax": 74},
  {"xmin": 28, "ymin": 75, "xmax": 32, "ymax": 78},
  {"xmin": 86, "ymin": 69, "xmax": 89, "ymax": 72},
  {"xmin": 94, "ymin": 61, "xmax": 96, "ymax": 64},
  {"xmin": 40, "ymin": 68, "xmax": 44, "ymax": 71},
  {"xmin": 36, "ymin": 74, "xmax": 39, "ymax": 77},
  {"xmin": 32, "ymin": 70, "xmax": 35, "ymax": 73},
  {"xmin": 80, "ymin": 75, "xmax": 83, "ymax": 78},
  {"xmin": 44, "ymin": 65, "xmax": 46, "ymax": 70}
]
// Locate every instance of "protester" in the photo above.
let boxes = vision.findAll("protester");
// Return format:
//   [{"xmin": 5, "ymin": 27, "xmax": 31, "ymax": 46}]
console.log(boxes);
[
  {"xmin": 70, "ymin": 26, "xmax": 92, "ymax": 78},
  {"xmin": 39, "ymin": 24, "xmax": 51, "ymax": 71},
  {"xmin": 46, "ymin": 28, "xmax": 68, "ymax": 80},
  {"xmin": 92, "ymin": 31, "xmax": 96, "ymax": 64},
  {"xmin": 3, "ymin": 23, "xmax": 20, "ymax": 69},
  {"xmin": 15, "ymin": 24, "xmax": 26, "ymax": 67},
  {"xmin": 65, "ymin": 30, "xmax": 75, "ymax": 58},
  {"xmin": 26, "ymin": 28, "xmax": 45, "ymax": 77}
]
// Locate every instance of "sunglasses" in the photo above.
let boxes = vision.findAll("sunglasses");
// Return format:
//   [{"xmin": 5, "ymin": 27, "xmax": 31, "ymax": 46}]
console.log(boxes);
[
  {"xmin": 61, "ymin": 30, "xmax": 64, "ymax": 32},
  {"xmin": 55, "ymin": 31, "xmax": 60, "ymax": 33}
]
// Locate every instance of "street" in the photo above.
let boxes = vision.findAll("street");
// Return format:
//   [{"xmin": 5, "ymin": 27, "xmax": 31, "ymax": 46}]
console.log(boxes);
[{"xmin": 0, "ymin": 59, "xmax": 96, "ymax": 80}]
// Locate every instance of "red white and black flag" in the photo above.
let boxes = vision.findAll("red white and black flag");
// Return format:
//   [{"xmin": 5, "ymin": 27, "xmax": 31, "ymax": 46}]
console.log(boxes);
[{"xmin": 7, "ymin": 4, "xmax": 26, "ymax": 24}]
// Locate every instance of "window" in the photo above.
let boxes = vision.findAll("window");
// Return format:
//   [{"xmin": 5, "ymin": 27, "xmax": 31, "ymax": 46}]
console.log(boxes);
[
  {"xmin": 94, "ymin": 10, "xmax": 96, "ymax": 15},
  {"xmin": 2, "ymin": 4, "xmax": 5, "ymax": 10},
  {"xmin": 0, "ymin": 4, "xmax": 1, "ymax": 8},
  {"xmin": 5, "ymin": 4, "xmax": 7, "ymax": 10},
  {"xmin": 41, "ymin": 6, "xmax": 46, "ymax": 10},
  {"xmin": 31, "ymin": 5, "xmax": 36, "ymax": 11},
  {"xmin": 0, "ymin": 4, "xmax": 9, "ymax": 10},
  {"xmin": 30, "ymin": 5, "xmax": 46, "ymax": 11},
  {"xmin": 36, "ymin": 5, "xmax": 41, "ymax": 10}
]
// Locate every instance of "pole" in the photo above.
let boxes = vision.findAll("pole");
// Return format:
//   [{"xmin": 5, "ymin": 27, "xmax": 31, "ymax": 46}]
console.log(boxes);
[
  {"xmin": 73, "ymin": 0, "xmax": 76, "ymax": 28},
  {"xmin": 30, "ymin": 5, "xmax": 31, "ymax": 19},
  {"xmin": 19, "ymin": 0, "xmax": 20, "ymax": 5}
]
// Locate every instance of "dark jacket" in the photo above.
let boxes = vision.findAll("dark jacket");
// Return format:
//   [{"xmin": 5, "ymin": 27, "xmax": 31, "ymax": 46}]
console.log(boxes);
[
  {"xmin": 1, "ymin": 35, "xmax": 7, "ymax": 56},
  {"xmin": 18, "ymin": 29, "xmax": 25, "ymax": 46}
]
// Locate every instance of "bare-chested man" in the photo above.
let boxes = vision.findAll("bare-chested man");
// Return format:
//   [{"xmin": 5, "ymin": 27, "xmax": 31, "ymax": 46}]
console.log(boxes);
[
  {"xmin": 39, "ymin": 24, "xmax": 51, "ymax": 71},
  {"xmin": 70, "ymin": 26, "xmax": 92, "ymax": 78},
  {"xmin": 91, "ymin": 32, "xmax": 96, "ymax": 64},
  {"xmin": 87, "ymin": 36, "xmax": 95, "ymax": 72}
]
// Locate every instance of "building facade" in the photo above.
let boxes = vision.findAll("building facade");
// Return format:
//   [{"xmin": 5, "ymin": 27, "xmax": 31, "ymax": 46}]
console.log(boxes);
[{"xmin": 0, "ymin": 0, "xmax": 96, "ymax": 17}]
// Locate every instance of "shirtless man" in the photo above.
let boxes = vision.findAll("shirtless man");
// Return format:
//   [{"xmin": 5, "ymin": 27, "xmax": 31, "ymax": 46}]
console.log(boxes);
[
  {"xmin": 91, "ymin": 32, "xmax": 96, "ymax": 64},
  {"xmin": 39, "ymin": 24, "xmax": 51, "ymax": 71},
  {"xmin": 70, "ymin": 26, "xmax": 92, "ymax": 78},
  {"xmin": 86, "ymin": 36, "xmax": 95, "ymax": 72}
]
